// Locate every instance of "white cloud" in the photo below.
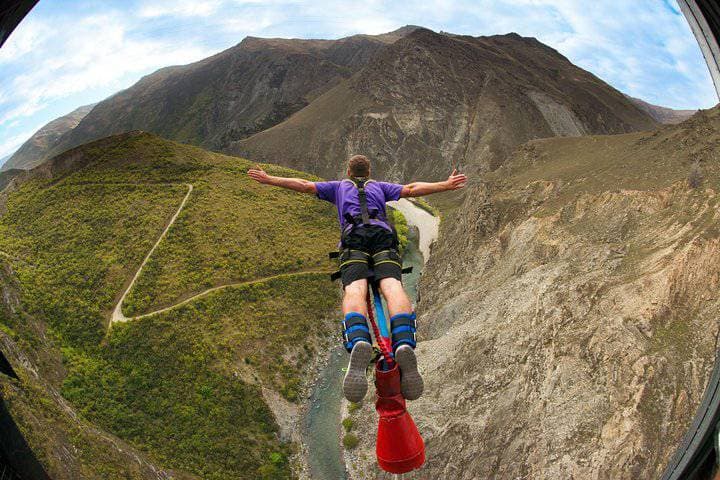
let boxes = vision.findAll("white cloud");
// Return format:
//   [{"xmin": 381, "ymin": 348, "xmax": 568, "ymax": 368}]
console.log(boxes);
[
  {"xmin": 0, "ymin": 11, "xmax": 214, "ymax": 127},
  {"xmin": 0, "ymin": 17, "xmax": 50, "ymax": 64},
  {"xmin": 138, "ymin": 0, "xmax": 224, "ymax": 18}
]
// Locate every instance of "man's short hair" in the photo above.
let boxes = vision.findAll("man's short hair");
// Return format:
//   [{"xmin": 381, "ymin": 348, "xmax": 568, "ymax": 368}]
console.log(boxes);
[{"xmin": 348, "ymin": 154, "xmax": 370, "ymax": 178}]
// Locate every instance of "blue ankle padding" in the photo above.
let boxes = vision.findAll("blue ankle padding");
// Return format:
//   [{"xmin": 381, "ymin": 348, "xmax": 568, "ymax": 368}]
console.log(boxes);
[
  {"xmin": 342, "ymin": 312, "xmax": 371, "ymax": 352},
  {"xmin": 390, "ymin": 312, "xmax": 417, "ymax": 350}
]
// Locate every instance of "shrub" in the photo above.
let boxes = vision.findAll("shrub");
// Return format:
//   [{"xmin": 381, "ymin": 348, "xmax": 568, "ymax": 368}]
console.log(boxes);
[
  {"xmin": 342, "ymin": 417, "xmax": 354, "ymax": 432},
  {"xmin": 343, "ymin": 433, "xmax": 359, "ymax": 450},
  {"xmin": 412, "ymin": 197, "xmax": 440, "ymax": 217},
  {"xmin": 388, "ymin": 207, "xmax": 409, "ymax": 254}
]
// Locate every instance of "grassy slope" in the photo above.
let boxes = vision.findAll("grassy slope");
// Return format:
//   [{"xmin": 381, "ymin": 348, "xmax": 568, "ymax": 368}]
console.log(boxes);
[
  {"xmin": 0, "ymin": 181, "xmax": 185, "ymax": 346},
  {"xmin": 0, "ymin": 132, "xmax": 340, "ymax": 479}
]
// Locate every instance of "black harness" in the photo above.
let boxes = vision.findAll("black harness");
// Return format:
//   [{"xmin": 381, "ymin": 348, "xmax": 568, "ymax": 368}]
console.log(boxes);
[
  {"xmin": 329, "ymin": 177, "xmax": 406, "ymax": 282},
  {"xmin": 342, "ymin": 178, "xmax": 379, "ymax": 233}
]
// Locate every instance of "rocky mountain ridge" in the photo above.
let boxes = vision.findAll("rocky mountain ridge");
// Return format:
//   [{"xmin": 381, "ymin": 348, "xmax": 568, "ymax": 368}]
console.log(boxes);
[
  {"xmin": 235, "ymin": 28, "xmax": 658, "ymax": 181},
  {"xmin": 6, "ymin": 26, "xmax": 679, "ymax": 180},
  {"xmin": 38, "ymin": 27, "xmax": 419, "ymax": 165},
  {"xmin": 627, "ymin": 95, "xmax": 696, "ymax": 125},
  {"xmin": 2, "ymin": 103, "xmax": 95, "ymax": 171}
]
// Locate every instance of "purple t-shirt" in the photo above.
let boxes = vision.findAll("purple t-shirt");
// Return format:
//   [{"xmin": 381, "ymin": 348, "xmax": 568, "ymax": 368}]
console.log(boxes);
[{"xmin": 314, "ymin": 179, "xmax": 403, "ymax": 233}]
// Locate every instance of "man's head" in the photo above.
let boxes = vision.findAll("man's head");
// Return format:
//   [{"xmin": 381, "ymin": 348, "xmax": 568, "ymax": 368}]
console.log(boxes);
[{"xmin": 347, "ymin": 154, "xmax": 370, "ymax": 179}]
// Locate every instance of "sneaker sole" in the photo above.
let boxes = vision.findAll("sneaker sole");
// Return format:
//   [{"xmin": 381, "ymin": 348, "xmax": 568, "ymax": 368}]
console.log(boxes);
[
  {"xmin": 343, "ymin": 342, "xmax": 372, "ymax": 403},
  {"xmin": 395, "ymin": 345, "xmax": 424, "ymax": 401}
]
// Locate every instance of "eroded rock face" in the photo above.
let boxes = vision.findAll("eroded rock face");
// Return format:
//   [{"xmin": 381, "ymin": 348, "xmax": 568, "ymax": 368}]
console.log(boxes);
[
  {"xmin": 415, "ymin": 187, "xmax": 720, "ymax": 479},
  {"xmin": 345, "ymin": 108, "xmax": 720, "ymax": 479}
]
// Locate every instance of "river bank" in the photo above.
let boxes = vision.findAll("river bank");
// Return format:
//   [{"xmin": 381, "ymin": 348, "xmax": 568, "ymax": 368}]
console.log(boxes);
[{"xmin": 387, "ymin": 199, "xmax": 439, "ymax": 262}]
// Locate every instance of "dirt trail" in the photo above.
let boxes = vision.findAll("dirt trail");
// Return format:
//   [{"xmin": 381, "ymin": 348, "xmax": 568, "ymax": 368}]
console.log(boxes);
[
  {"xmin": 130, "ymin": 270, "xmax": 330, "ymax": 321},
  {"xmin": 109, "ymin": 182, "xmax": 329, "ymax": 325},
  {"xmin": 111, "ymin": 183, "xmax": 193, "ymax": 325}
]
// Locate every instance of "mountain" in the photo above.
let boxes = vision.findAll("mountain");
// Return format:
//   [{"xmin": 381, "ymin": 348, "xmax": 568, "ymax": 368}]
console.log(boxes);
[
  {"xmin": 0, "ymin": 132, "xmax": 340, "ymax": 479},
  {"xmin": 43, "ymin": 27, "xmax": 419, "ymax": 164},
  {"xmin": 1, "ymin": 103, "xmax": 95, "ymax": 171},
  {"xmin": 627, "ymin": 95, "xmax": 697, "ymax": 124},
  {"xmin": 234, "ymin": 28, "xmax": 658, "ymax": 181},
  {"xmin": 346, "ymin": 107, "xmax": 720, "ymax": 478}
]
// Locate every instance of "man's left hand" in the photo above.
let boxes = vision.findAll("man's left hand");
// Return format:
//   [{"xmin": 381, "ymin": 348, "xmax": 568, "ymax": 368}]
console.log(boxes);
[{"xmin": 248, "ymin": 165, "xmax": 271, "ymax": 184}]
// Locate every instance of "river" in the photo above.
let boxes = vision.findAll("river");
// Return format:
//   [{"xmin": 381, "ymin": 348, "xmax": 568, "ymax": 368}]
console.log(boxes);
[{"xmin": 302, "ymin": 199, "xmax": 438, "ymax": 479}]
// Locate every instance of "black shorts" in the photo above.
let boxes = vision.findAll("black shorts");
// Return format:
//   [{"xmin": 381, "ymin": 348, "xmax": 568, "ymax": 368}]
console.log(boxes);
[{"xmin": 340, "ymin": 226, "xmax": 402, "ymax": 288}]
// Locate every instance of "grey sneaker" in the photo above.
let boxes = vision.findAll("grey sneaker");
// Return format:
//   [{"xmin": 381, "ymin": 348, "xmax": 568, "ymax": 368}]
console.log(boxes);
[
  {"xmin": 343, "ymin": 341, "xmax": 373, "ymax": 403},
  {"xmin": 395, "ymin": 345, "xmax": 424, "ymax": 400}
]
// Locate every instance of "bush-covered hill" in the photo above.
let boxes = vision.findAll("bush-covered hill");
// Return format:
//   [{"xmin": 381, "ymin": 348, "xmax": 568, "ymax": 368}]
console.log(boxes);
[{"xmin": 0, "ymin": 131, "xmax": 340, "ymax": 479}]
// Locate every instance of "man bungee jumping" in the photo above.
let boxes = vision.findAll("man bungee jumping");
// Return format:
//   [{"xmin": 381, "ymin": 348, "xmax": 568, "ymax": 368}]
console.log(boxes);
[{"xmin": 248, "ymin": 155, "xmax": 466, "ymax": 402}]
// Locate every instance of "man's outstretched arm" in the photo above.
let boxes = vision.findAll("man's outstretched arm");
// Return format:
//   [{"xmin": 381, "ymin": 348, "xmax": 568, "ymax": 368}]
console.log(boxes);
[
  {"xmin": 247, "ymin": 165, "xmax": 317, "ymax": 194},
  {"xmin": 400, "ymin": 169, "xmax": 467, "ymax": 198}
]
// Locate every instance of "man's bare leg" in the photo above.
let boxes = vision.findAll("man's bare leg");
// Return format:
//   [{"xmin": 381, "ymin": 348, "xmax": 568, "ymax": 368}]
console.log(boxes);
[
  {"xmin": 379, "ymin": 277, "xmax": 423, "ymax": 400},
  {"xmin": 342, "ymin": 278, "xmax": 373, "ymax": 403},
  {"xmin": 379, "ymin": 277, "xmax": 412, "ymax": 316},
  {"xmin": 343, "ymin": 278, "xmax": 368, "ymax": 316}
]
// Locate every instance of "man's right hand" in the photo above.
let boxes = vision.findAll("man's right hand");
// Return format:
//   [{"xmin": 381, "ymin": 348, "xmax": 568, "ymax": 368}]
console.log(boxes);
[
  {"xmin": 248, "ymin": 165, "xmax": 271, "ymax": 184},
  {"xmin": 444, "ymin": 169, "xmax": 467, "ymax": 190}
]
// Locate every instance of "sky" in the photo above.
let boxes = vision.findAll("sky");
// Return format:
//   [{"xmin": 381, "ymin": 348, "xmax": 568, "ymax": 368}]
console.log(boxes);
[{"xmin": 0, "ymin": 0, "xmax": 717, "ymax": 165}]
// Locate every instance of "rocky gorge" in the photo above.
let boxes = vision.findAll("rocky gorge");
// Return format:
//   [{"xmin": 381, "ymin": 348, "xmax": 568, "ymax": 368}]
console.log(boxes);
[{"xmin": 346, "ymin": 107, "xmax": 720, "ymax": 479}]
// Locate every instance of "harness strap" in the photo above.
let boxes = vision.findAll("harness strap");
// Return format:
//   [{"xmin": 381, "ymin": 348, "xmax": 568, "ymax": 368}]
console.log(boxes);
[
  {"xmin": 339, "ymin": 249, "xmax": 370, "ymax": 269},
  {"xmin": 329, "ymin": 247, "xmax": 407, "ymax": 281},
  {"xmin": 372, "ymin": 249, "xmax": 402, "ymax": 269},
  {"xmin": 390, "ymin": 312, "xmax": 417, "ymax": 351},
  {"xmin": 354, "ymin": 178, "xmax": 371, "ymax": 225}
]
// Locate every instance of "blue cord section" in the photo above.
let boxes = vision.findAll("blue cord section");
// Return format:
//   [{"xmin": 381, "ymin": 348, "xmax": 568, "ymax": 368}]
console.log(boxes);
[{"xmin": 373, "ymin": 287, "xmax": 390, "ymax": 340}]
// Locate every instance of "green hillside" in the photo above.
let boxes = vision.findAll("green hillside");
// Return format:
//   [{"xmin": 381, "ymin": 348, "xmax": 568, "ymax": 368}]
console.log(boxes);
[{"xmin": 0, "ymin": 131, "xmax": 340, "ymax": 479}]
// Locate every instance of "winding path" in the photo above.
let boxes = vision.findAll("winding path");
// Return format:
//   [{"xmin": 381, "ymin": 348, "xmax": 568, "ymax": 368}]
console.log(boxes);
[
  {"xmin": 127, "ymin": 270, "xmax": 329, "ymax": 321},
  {"xmin": 111, "ymin": 184, "xmax": 193, "ymax": 324},
  {"xmin": 109, "ymin": 183, "xmax": 329, "ymax": 326}
]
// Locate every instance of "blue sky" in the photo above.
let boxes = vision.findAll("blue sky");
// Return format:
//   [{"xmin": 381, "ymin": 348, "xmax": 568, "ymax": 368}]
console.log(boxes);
[{"xmin": 0, "ymin": 0, "xmax": 716, "ymax": 164}]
